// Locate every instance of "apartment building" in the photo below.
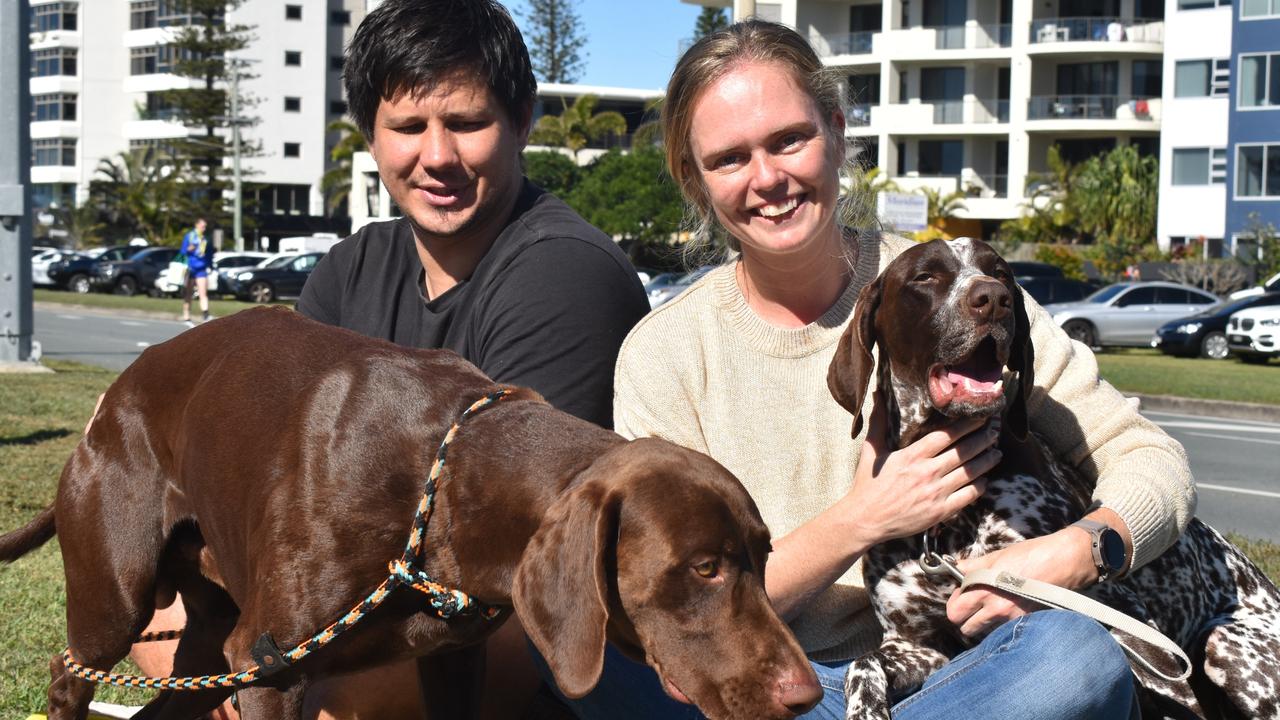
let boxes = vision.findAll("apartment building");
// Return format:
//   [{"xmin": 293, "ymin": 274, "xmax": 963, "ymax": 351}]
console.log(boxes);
[
  {"xmin": 27, "ymin": 0, "xmax": 365, "ymax": 247},
  {"xmin": 1225, "ymin": 0, "xmax": 1280, "ymax": 255},
  {"xmin": 689, "ymin": 0, "xmax": 1165, "ymax": 237}
]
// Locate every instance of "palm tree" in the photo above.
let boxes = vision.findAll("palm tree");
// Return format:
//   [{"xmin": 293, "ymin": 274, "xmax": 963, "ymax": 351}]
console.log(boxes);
[
  {"xmin": 90, "ymin": 149, "xmax": 184, "ymax": 244},
  {"xmin": 320, "ymin": 119, "xmax": 368, "ymax": 215},
  {"xmin": 528, "ymin": 94, "xmax": 627, "ymax": 161},
  {"xmin": 52, "ymin": 203, "xmax": 105, "ymax": 249}
]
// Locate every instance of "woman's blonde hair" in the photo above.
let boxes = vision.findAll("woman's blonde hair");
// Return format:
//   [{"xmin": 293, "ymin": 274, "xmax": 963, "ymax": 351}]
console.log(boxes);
[{"xmin": 661, "ymin": 19, "xmax": 874, "ymax": 263}]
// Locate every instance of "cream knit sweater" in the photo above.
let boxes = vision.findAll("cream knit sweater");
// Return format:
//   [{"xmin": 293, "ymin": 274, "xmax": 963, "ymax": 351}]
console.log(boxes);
[{"xmin": 613, "ymin": 232, "xmax": 1196, "ymax": 662}]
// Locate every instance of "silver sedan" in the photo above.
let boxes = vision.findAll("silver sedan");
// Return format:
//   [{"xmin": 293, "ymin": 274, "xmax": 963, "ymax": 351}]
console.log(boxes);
[{"xmin": 1043, "ymin": 281, "xmax": 1219, "ymax": 349}]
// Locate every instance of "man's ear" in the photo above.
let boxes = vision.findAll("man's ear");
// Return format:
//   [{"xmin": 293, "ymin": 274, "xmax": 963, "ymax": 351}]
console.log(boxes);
[{"xmin": 514, "ymin": 102, "xmax": 534, "ymax": 148}]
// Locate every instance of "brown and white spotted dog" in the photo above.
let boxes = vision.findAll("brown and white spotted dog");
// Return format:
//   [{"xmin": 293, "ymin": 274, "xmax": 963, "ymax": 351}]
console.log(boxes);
[{"xmin": 827, "ymin": 237, "xmax": 1280, "ymax": 720}]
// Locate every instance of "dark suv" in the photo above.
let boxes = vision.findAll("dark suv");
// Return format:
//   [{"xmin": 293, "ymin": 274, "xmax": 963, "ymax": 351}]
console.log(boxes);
[
  {"xmin": 47, "ymin": 245, "xmax": 135, "ymax": 294},
  {"xmin": 91, "ymin": 246, "xmax": 179, "ymax": 296}
]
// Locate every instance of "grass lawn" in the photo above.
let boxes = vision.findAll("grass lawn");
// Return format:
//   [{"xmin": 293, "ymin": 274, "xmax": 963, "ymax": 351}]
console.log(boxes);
[
  {"xmin": 34, "ymin": 288, "xmax": 289, "ymax": 319},
  {"xmin": 1095, "ymin": 349, "xmax": 1280, "ymax": 406}
]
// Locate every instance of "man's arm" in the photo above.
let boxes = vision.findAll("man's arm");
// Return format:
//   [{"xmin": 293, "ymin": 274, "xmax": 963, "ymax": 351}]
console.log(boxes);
[{"xmin": 471, "ymin": 238, "xmax": 649, "ymax": 428}]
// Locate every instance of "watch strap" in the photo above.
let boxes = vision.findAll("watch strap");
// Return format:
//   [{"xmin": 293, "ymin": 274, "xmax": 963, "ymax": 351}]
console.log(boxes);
[{"xmin": 1071, "ymin": 518, "xmax": 1120, "ymax": 582}]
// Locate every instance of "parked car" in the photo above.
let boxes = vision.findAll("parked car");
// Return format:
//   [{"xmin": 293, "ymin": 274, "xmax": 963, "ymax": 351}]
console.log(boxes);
[
  {"xmin": 31, "ymin": 247, "xmax": 69, "ymax": 287},
  {"xmin": 1017, "ymin": 276, "xmax": 1096, "ymax": 306},
  {"xmin": 47, "ymin": 245, "xmax": 135, "ymax": 294},
  {"xmin": 153, "ymin": 251, "xmax": 273, "ymax": 297},
  {"xmin": 1152, "ymin": 293, "xmax": 1280, "ymax": 359},
  {"xmin": 1226, "ymin": 305, "xmax": 1280, "ymax": 364},
  {"xmin": 90, "ymin": 246, "xmax": 180, "ymax": 296},
  {"xmin": 1228, "ymin": 271, "xmax": 1280, "ymax": 300},
  {"xmin": 647, "ymin": 266, "xmax": 715, "ymax": 309},
  {"xmin": 1008, "ymin": 261, "xmax": 1064, "ymax": 278},
  {"xmin": 1043, "ymin": 281, "xmax": 1219, "ymax": 349},
  {"xmin": 225, "ymin": 252, "xmax": 324, "ymax": 303}
]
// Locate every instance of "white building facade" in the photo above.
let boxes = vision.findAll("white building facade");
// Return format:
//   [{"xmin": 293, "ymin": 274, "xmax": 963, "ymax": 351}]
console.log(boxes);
[
  {"xmin": 687, "ymin": 0, "xmax": 1165, "ymax": 237},
  {"xmin": 27, "ymin": 0, "xmax": 365, "ymax": 245}
]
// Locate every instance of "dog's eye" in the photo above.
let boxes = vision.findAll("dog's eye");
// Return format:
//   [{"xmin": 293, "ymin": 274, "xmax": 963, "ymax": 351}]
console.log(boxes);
[
  {"xmin": 912, "ymin": 273, "xmax": 934, "ymax": 284},
  {"xmin": 692, "ymin": 560, "xmax": 719, "ymax": 578}
]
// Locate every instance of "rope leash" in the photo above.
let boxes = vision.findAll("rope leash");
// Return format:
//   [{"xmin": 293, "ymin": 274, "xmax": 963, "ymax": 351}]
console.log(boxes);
[
  {"xmin": 61, "ymin": 389, "xmax": 513, "ymax": 691},
  {"xmin": 918, "ymin": 532, "xmax": 1192, "ymax": 683}
]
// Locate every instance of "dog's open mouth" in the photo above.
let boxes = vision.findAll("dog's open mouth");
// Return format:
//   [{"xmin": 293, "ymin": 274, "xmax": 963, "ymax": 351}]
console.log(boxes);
[{"xmin": 928, "ymin": 337, "xmax": 1005, "ymax": 410}]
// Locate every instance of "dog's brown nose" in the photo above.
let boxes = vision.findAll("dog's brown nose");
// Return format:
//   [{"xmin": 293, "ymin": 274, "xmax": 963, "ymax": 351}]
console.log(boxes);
[
  {"xmin": 967, "ymin": 278, "xmax": 1011, "ymax": 323},
  {"xmin": 772, "ymin": 665, "xmax": 822, "ymax": 717}
]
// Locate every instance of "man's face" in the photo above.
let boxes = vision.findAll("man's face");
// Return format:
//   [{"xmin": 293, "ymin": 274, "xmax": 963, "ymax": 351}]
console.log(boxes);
[
  {"xmin": 368, "ymin": 71, "xmax": 530, "ymax": 249},
  {"xmin": 195, "ymin": 220, "xmax": 206, "ymax": 234}
]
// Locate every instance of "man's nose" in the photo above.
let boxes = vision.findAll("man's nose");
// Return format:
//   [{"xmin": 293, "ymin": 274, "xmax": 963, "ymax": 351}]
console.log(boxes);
[{"xmin": 418, "ymin": 127, "xmax": 459, "ymax": 170}]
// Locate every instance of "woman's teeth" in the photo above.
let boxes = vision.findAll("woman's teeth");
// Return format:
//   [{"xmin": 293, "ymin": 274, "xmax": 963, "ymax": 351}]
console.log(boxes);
[{"xmin": 757, "ymin": 196, "xmax": 800, "ymax": 218}]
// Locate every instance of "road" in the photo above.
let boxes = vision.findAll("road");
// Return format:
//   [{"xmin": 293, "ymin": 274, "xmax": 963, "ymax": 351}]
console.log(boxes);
[{"xmin": 30, "ymin": 306, "xmax": 1280, "ymax": 542}]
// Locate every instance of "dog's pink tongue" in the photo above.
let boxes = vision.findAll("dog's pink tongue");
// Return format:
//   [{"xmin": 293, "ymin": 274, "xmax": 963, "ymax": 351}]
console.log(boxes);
[
  {"xmin": 931, "ymin": 367, "xmax": 1004, "ymax": 407},
  {"xmin": 663, "ymin": 677, "xmax": 692, "ymax": 705}
]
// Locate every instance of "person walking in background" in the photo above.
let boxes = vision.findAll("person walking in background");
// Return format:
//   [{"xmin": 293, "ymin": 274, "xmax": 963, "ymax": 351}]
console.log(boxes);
[{"xmin": 180, "ymin": 218, "xmax": 213, "ymax": 326}]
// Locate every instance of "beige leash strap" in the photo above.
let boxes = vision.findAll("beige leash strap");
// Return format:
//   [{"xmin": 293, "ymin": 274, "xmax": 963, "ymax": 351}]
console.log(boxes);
[{"xmin": 920, "ymin": 552, "xmax": 1193, "ymax": 683}]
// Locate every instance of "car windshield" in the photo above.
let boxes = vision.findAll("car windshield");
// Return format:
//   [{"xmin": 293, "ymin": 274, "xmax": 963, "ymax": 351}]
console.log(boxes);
[
  {"xmin": 261, "ymin": 255, "xmax": 297, "ymax": 269},
  {"xmin": 1083, "ymin": 284, "xmax": 1128, "ymax": 303}
]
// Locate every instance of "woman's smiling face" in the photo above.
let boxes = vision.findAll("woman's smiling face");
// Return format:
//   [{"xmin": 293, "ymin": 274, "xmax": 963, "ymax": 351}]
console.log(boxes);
[{"xmin": 688, "ymin": 61, "xmax": 844, "ymax": 260}]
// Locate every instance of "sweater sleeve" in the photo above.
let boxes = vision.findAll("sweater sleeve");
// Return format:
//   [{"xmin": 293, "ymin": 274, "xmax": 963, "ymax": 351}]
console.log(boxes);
[
  {"xmin": 472, "ymin": 237, "xmax": 650, "ymax": 429},
  {"xmin": 1024, "ymin": 293, "xmax": 1196, "ymax": 572}
]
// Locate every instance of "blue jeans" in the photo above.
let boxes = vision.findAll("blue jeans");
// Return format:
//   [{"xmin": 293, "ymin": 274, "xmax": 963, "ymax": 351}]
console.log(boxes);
[{"xmin": 532, "ymin": 609, "xmax": 1137, "ymax": 719}]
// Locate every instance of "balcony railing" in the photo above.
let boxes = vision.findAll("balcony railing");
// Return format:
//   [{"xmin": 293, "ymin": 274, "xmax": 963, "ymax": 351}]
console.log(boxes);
[
  {"xmin": 1027, "ymin": 95, "xmax": 1156, "ymax": 120},
  {"xmin": 964, "ymin": 173, "xmax": 1009, "ymax": 197},
  {"xmin": 920, "ymin": 98, "xmax": 1010, "ymax": 124},
  {"xmin": 814, "ymin": 31, "xmax": 875, "ymax": 57},
  {"xmin": 927, "ymin": 24, "xmax": 966, "ymax": 49},
  {"xmin": 1029, "ymin": 17, "xmax": 1163, "ymax": 44},
  {"xmin": 924, "ymin": 23, "xmax": 1012, "ymax": 49}
]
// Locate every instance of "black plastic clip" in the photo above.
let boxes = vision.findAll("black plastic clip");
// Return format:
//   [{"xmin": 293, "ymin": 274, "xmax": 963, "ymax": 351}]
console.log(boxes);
[{"xmin": 251, "ymin": 633, "xmax": 291, "ymax": 677}]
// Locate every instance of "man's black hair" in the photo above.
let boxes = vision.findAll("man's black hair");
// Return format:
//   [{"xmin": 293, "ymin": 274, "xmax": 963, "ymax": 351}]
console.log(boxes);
[{"xmin": 344, "ymin": 0, "xmax": 537, "ymax": 139}]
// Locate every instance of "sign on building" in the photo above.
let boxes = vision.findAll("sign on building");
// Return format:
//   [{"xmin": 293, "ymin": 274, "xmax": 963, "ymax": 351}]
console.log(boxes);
[{"xmin": 877, "ymin": 191, "xmax": 928, "ymax": 232}]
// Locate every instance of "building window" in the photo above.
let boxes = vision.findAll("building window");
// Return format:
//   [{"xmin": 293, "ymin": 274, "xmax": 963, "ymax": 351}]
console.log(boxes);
[
  {"xmin": 284, "ymin": 50, "xmax": 302, "ymax": 66},
  {"xmin": 131, "ymin": 0, "xmax": 193, "ymax": 28},
  {"xmin": 284, "ymin": 96, "xmax": 301, "ymax": 112},
  {"xmin": 130, "ymin": 45, "xmax": 187, "ymax": 76},
  {"xmin": 32, "ymin": 138, "xmax": 77, "ymax": 167},
  {"xmin": 329, "ymin": 100, "xmax": 348, "ymax": 115},
  {"xmin": 1172, "ymin": 148, "xmax": 1227, "ymax": 185},
  {"xmin": 249, "ymin": 183, "xmax": 310, "ymax": 215},
  {"xmin": 31, "ymin": 93, "xmax": 77, "ymax": 122},
  {"xmin": 1240, "ymin": 53, "xmax": 1280, "ymax": 107},
  {"xmin": 1132, "ymin": 60, "xmax": 1162, "ymax": 99},
  {"xmin": 142, "ymin": 91, "xmax": 178, "ymax": 120},
  {"xmin": 1178, "ymin": 0, "xmax": 1230, "ymax": 9},
  {"xmin": 1242, "ymin": 0, "xmax": 1279, "ymax": 17},
  {"xmin": 30, "ymin": 48, "xmax": 77, "ymax": 77},
  {"xmin": 1175, "ymin": 60, "xmax": 1210, "ymax": 97},
  {"xmin": 30, "ymin": 2, "xmax": 78, "ymax": 32},
  {"xmin": 130, "ymin": 0, "xmax": 157, "ymax": 29},
  {"xmin": 285, "ymin": 4, "xmax": 302, "ymax": 19},
  {"xmin": 129, "ymin": 138, "xmax": 177, "ymax": 156},
  {"xmin": 330, "ymin": 55, "xmax": 344, "ymax": 71},
  {"xmin": 330, "ymin": 9, "xmax": 351, "ymax": 24},
  {"xmin": 283, "ymin": 142, "xmax": 301, "ymax": 158},
  {"xmin": 919, "ymin": 140, "xmax": 964, "ymax": 175},
  {"xmin": 1236, "ymin": 144, "xmax": 1280, "ymax": 198}
]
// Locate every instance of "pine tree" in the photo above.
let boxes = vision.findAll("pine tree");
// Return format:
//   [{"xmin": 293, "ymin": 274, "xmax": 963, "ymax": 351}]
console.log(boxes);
[
  {"xmin": 162, "ymin": 0, "xmax": 256, "ymax": 227},
  {"xmin": 521, "ymin": 0, "xmax": 587, "ymax": 83},
  {"xmin": 693, "ymin": 7, "xmax": 729, "ymax": 40}
]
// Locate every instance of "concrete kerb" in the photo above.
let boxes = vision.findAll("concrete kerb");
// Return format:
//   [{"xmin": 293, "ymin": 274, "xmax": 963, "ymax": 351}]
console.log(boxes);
[
  {"xmin": 1132, "ymin": 394, "xmax": 1280, "ymax": 424},
  {"xmin": 0, "ymin": 361, "xmax": 54, "ymax": 374}
]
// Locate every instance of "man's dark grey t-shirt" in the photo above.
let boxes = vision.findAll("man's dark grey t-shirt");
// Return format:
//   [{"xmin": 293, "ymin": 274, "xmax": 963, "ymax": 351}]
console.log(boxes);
[{"xmin": 296, "ymin": 182, "xmax": 650, "ymax": 429}]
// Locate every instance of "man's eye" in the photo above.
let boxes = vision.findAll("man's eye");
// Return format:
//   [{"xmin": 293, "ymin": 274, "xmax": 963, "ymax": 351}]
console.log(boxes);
[{"xmin": 693, "ymin": 560, "xmax": 719, "ymax": 578}]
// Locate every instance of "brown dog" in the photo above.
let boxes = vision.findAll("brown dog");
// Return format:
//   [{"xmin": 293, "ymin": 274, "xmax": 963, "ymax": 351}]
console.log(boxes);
[
  {"xmin": 1, "ymin": 306, "xmax": 820, "ymax": 720},
  {"xmin": 827, "ymin": 238, "xmax": 1280, "ymax": 720}
]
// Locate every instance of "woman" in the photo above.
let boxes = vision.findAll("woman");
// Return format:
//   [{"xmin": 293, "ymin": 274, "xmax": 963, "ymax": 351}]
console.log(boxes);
[{"xmin": 558, "ymin": 20, "xmax": 1194, "ymax": 719}]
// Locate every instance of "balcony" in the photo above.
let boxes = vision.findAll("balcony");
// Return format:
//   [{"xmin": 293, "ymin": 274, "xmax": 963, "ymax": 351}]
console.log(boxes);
[
  {"xmin": 1027, "ymin": 95, "xmax": 1160, "ymax": 121},
  {"xmin": 1029, "ymin": 17, "xmax": 1163, "ymax": 46},
  {"xmin": 929, "ymin": 98, "xmax": 1010, "ymax": 124},
  {"xmin": 813, "ymin": 31, "xmax": 875, "ymax": 57},
  {"xmin": 927, "ymin": 23, "xmax": 1011, "ymax": 50}
]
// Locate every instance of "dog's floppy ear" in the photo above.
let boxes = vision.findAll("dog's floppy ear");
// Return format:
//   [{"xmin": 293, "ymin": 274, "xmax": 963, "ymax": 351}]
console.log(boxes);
[
  {"xmin": 828, "ymin": 276, "xmax": 883, "ymax": 439},
  {"xmin": 513, "ymin": 479, "xmax": 617, "ymax": 699},
  {"xmin": 1006, "ymin": 286, "xmax": 1035, "ymax": 441}
]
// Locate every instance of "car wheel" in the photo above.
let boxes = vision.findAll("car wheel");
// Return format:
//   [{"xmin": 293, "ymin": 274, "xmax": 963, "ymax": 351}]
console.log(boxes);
[
  {"xmin": 114, "ymin": 276, "xmax": 138, "ymax": 296},
  {"xmin": 1062, "ymin": 320, "xmax": 1097, "ymax": 349},
  {"xmin": 1240, "ymin": 354, "xmax": 1270, "ymax": 365},
  {"xmin": 249, "ymin": 281, "xmax": 275, "ymax": 304},
  {"xmin": 68, "ymin": 273, "xmax": 90, "ymax": 294},
  {"xmin": 1199, "ymin": 332, "xmax": 1229, "ymax": 360}
]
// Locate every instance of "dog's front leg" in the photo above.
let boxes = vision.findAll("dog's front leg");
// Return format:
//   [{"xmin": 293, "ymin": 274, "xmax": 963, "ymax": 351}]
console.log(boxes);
[
  {"xmin": 845, "ymin": 636, "xmax": 949, "ymax": 720},
  {"xmin": 418, "ymin": 643, "xmax": 486, "ymax": 720}
]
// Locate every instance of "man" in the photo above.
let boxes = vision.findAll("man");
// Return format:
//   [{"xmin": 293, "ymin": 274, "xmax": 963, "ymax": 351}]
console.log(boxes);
[
  {"xmin": 131, "ymin": 1, "xmax": 649, "ymax": 717},
  {"xmin": 295, "ymin": 0, "xmax": 649, "ymax": 716}
]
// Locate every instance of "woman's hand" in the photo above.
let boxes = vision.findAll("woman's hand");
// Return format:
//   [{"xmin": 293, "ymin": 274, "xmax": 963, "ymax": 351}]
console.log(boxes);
[{"xmin": 844, "ymin": 392, "xmax": 1002, "ymax": 549}]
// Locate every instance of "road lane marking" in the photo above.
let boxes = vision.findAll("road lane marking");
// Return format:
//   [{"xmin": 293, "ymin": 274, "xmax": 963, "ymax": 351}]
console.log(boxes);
[
  {"xmin": 136, "ymin": 342, "xmax": 150, "ymax": 348},
  {"xmin": 1157, "ymin": 421, "xmax": 1280, "ymax": 435},
  {"xmin": 57, "ymin": 314, "xmax": 83, "ymax": 320},
  {"xmin": 119, "ymin": 321, "xmax": 145, "ymax": 327},
  {"xmin": 1197, "ymin": 483, "xmax": 1280, "ymax": 500},
  {"xmin": 1177, "ymin": 427, "xmax": 1280, "ymax": 445}
]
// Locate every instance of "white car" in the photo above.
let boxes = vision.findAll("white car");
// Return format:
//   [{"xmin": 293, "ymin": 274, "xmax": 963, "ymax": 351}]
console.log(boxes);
[
  {"xmin": 154, "ymin": 251, "xmax": 273, "ymax": 296},
  {"xmin": 31, "ymin": 247, "xmax": 68, "ymax": 286},
  {"xmin": 1229, "ymin": 271, "xmax": 1280, "ymax": 300},
  {"xmin": 1225, "ymin": 305, "xmax": 1280, "ymax": 364}
]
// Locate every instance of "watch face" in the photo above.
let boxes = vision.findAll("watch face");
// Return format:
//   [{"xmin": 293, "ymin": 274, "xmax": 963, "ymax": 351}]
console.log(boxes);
[{"xmin": 1100, "ymin": 529, "xmax": 1126, "ymax": 571}]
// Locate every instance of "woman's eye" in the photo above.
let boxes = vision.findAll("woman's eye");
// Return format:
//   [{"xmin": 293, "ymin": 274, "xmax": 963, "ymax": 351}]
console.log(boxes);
[
  {"xmin": 713, "ymin": 154, "xmax": 742, "ymax": 170},
  {"xmin": 693, "ymin": 560, "xmax": 719, "ymax": 578}
]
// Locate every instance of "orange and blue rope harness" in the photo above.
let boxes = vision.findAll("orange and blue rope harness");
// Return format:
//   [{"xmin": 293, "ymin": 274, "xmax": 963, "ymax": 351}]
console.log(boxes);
[{"xmin": 60, "ymin": 389, "xmax": 512, "ymax": 691}]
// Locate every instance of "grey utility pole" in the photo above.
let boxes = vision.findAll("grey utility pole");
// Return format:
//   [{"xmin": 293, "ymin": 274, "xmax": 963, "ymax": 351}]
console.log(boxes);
[
  {"xmin": 0, "ymin": 0, "xmax": 33, "ymax": 364},
  {"xmin": 231, "ymin": 64, "xmax": 243, "ymax": 252}
]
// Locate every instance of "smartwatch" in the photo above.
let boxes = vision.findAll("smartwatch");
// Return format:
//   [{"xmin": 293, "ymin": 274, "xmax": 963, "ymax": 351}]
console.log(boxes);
[{"xmin": 1071, "ymin": 518, "xmax": 1126, "ymax": 582}]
